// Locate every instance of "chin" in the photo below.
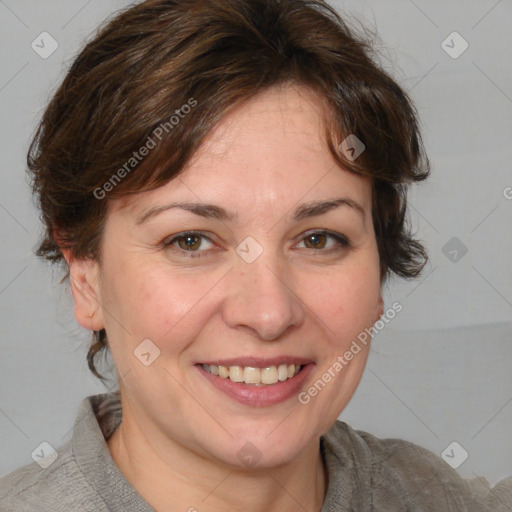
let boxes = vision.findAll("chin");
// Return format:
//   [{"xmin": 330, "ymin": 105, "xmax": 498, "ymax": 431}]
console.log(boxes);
[{"xmin": 204, "ymin": 425, "xmax": 317, "ymax": 471}]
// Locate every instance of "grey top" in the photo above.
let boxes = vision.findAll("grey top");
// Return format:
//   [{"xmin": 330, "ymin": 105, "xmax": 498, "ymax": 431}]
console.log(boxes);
[{"xmin": 1, "ymin": 391, "xmax": 511, "ymax": 511}]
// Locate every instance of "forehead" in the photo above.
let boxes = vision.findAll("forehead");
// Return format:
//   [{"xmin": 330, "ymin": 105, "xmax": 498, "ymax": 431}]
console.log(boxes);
[
  {"xmin": 193, "ymin": 85, "xmax": 331, "ymax": 163},
  {"xmin": 112, "ymin": 84, "xmax": 371, "ymax": 219}
]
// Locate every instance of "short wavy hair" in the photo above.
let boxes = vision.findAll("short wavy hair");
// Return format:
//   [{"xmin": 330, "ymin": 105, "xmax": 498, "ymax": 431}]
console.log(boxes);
[{"xmin": 28, "ymin": 0, "xmax": 430, "ymax": 380}]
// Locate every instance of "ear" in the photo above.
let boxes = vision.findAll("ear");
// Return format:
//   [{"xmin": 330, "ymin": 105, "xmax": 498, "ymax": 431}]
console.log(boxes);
[
  {"xmin": 374, "ymin": 295, "xmax": 384, "ymax": 323},
  {"xmin": 61, "ymin": 248, "xmax": 105, "ymax": 331}
]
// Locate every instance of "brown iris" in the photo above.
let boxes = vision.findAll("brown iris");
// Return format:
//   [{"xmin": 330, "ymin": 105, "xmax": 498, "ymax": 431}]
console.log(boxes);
[
  {"xmin": 303, "ymin": 233, "xmax": 327, "ymax": 249},
  {"xmin": 177, "ymin": 234, "xmax": 202, "ymax": 251}
]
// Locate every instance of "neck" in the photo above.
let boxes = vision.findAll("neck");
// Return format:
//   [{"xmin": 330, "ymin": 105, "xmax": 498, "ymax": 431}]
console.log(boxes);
[{"xmin": 107, "ymin": 401, "xmax": 327, "ymax": 512}]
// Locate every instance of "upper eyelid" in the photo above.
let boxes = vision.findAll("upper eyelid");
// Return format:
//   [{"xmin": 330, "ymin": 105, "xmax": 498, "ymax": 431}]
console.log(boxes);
[
  {"xmin": 164, "ymin": 230, "xmax": 214, "ymax": 244},
  {"xmin": 165, "ymin": 229, "xmax": 349, "ymax": 249}
]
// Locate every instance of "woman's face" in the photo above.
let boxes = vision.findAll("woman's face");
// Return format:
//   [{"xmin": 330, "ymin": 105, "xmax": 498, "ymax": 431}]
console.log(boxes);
[{"xmin": 74, "ymin": 85, "xmax": 383, "ymax": 468}]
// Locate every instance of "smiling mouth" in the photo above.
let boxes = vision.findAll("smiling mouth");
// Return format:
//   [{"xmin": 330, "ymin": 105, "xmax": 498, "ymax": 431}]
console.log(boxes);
[{"xmin": 201, "ymin": 363, "xmax": 303, "ymax": 386}]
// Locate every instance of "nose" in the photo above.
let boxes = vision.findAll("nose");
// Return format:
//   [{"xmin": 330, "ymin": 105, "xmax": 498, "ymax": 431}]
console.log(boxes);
[{"xmin": 221, "ymin": 255, "xmax": 306, "ymax": 341}]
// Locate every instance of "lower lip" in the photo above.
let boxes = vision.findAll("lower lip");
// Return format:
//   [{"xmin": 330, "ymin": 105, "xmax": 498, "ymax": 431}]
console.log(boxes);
[{"xmin": 197, "ymin": 364, "xmax": 314, "ymax": 407}]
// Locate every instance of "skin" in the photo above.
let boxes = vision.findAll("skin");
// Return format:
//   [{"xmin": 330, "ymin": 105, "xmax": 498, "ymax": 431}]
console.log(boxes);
[{"xmin": 64, "ymin": 84, "xmax": 383, "ymax": 512}]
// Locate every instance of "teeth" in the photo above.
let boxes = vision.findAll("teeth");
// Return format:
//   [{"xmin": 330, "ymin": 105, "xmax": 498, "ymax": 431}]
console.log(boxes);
[
  {"xmin": 202, "ymin": 363, "xmax": 303, "ymax": 385},
  {"xmin": 261, "ymin": 366, "xmax": 278, "ymax": 384},
  {"xmin": 230, "ymin": 365, "xmax": 244, "ymax": 383},
  {"xmin": 278, "ymin": 364, "xmax": 288, "ymax": 381},
  {"xmin": 243, "ymin": 367, "xmax": 261, "ymax": 384}
]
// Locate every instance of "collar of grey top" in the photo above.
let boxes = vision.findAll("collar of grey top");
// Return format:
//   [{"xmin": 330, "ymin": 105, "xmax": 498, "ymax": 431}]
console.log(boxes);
[{"xmin": 72, "ymin": 392, "xmax": 508, "ymax": 512}]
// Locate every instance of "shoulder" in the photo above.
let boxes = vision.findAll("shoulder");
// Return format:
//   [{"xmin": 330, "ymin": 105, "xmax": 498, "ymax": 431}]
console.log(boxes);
[
  {"xmin": 0, "ymin": 441, "xmax": 92, "ymax": 512},
  {"xmin": 0, "ymin": 391, "xmax": 119, "ymax": 512},
  {"xmin": 0, "ymin": 392, "xmax": 152, "ymax": 512},
  {"xmin": 322, "ymin": 420, "xmax": 512, "ymax": 511}
]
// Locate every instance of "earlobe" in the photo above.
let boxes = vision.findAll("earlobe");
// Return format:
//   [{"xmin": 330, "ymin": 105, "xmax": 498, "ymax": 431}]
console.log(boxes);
[{"xmin": 374, "ymin": 296, "xmax": 384, "ymax": 323}]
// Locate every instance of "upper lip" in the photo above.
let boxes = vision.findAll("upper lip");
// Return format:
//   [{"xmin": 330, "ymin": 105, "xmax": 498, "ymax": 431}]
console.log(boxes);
[{"xmin": 197, "ymin": 356, "xmax": 314, "ymax": 367}]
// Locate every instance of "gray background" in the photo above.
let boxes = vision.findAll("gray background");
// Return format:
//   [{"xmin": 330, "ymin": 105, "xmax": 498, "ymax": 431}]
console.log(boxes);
[{"xmin": 1, "ymin": 0, "xmax": 511, "ymax": 485}]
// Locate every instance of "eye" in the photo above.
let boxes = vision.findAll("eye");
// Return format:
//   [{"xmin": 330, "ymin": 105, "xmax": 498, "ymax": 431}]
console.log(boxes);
[
  {"xmin": 162, "ymin": 230, "xmax": 350, "ymax": 258},
  {"xmin": 163, "ymin": 231, "xmax": 215, "ymax": 255},
  {"xmin": 296, "ymin": 231, "xmax": 350, "ymax": 251}
]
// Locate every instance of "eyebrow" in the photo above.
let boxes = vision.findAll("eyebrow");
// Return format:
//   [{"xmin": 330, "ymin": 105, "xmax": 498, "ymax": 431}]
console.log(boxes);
[{"xmin": 135, "ymin": 197, "xmax": 365, "ymax": 225}]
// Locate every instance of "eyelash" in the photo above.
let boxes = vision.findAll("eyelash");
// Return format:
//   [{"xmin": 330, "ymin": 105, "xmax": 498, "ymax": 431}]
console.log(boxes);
[{"xmin": 162, "ymin": 230, "xmax": 351, "ymax": 258}]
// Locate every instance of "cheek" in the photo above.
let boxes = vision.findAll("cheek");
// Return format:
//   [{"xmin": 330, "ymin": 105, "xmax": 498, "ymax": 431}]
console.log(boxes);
[
  {"xmin": 99, "ymin": 255, "xmax": 219, "ymax": 350},
  {"xmin": 304, "ymin": 261, "xmax": 381, "ymax": 343}
]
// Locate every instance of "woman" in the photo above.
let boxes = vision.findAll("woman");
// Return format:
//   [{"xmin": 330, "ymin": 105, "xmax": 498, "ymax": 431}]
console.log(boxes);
[{"xmin": 1, "ymin": 0, "xmax": 510, "ymax": 510}]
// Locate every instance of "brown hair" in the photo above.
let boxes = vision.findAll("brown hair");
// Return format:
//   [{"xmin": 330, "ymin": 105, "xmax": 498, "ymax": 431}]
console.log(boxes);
[{"xmin": 28, "ymin": 0, "xmax": 429, "ymax": 380}]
